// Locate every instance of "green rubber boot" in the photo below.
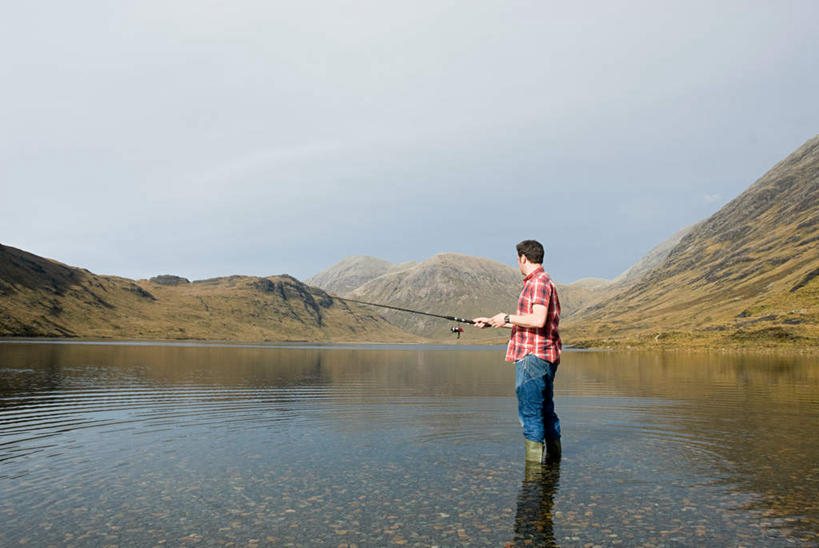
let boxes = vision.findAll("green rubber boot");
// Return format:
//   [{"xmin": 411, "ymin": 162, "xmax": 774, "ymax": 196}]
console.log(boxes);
[
  {"xmin": 545, "ymin": 438, "xmax": 562, "ymax": 462},
  {"xmin": 524, "ymin": 439, "xmax": 544, "ymax": 463}
]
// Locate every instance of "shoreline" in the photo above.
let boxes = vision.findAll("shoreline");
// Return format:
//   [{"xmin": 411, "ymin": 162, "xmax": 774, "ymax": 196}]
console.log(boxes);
[{"xmin": 1, "ymin": 334, "xmax": 817, "ymax": 355}]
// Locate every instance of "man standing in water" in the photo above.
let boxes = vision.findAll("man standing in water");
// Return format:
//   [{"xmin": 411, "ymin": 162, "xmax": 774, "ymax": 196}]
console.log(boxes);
[{"xmin": 474, "ymin": 240, "xmax": 562, "ymax": 464}]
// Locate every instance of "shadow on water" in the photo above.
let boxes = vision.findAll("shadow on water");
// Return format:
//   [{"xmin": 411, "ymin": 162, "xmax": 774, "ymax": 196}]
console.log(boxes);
[{"xmin": 513, "ymin": 462, "xmax": 560, "ymax": 547}]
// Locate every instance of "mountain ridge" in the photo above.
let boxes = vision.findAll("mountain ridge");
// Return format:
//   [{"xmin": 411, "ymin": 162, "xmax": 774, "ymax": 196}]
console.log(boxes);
[
  {"xmin": 4, "ymin": 137, "xmax": 816, "ymax": 349},
  {"xmin": 0, "ymin": 244, "xmax": 420, "ymax": 343},
  {"xmin": 344, "ymin": 253, "xmax": 521, "ymax": 341},
  {"xmin": 565, "ymin": 134, "xmax": 818, "ymax": 347},
  {"xmin": 306, "ymin": 136, "xmax": 818, "ymax": 348},
  {"xmin": 305, "ymin": 255, "xmax": 417, "ymax": 296}
]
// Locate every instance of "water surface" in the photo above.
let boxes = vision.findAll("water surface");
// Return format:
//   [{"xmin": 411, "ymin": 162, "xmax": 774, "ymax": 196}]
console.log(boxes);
[{"xmin": 1, "ymin": 341, "xmax": 817, "ymax": 545}]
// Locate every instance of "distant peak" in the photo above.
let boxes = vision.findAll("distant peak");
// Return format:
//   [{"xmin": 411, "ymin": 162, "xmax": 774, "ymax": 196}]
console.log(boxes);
[{"xmin": 149, "ymin": 275, "xmax": 190, "ymax": 286}]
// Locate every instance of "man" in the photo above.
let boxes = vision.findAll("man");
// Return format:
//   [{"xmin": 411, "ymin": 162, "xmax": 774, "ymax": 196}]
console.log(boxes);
[{"xmin": 473, "ymin": 240, "xmax": 562, "ymax": 464}]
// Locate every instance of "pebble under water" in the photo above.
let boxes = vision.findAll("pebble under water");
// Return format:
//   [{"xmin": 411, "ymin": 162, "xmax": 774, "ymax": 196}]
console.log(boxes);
[{"xmin": 1, "ymin": 341, "xmax": 817, "ymax": 546}]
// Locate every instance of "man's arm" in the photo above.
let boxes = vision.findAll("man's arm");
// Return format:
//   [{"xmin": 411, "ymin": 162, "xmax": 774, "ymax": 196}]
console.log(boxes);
[{"xmin": 473, "ymin": 304, "xmax": 547, "ymax": 329}]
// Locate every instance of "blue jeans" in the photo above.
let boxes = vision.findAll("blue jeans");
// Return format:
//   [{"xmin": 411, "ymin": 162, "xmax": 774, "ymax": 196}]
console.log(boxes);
[{"xmin": 515, "ymin": 354, "xmax": 560, "ymax": 443}]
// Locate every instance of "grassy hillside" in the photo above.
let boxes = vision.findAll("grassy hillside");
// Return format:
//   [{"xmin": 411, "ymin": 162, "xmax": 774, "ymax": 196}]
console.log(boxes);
[
  {"xmin": 0, "ymin": 245, "xmax": 419, "ymax": 343},
  {"xmin": 307, "ymin": 239, "xmax": 707, "ymax": 343},
  {"xmin": 6, "ymin": 134, "xmax": 815, "ymax": 350},
  {"xmin": 557, "ymin": 224, "xmax": 698, "ymax": 318},
  {"xmin": 565, "ymin": 135, "xmax": 819, "ymax": 350}
]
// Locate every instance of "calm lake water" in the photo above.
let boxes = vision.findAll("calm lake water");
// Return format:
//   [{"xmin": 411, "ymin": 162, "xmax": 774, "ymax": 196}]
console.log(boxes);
[{"xmin": 1, "ymin": 341, "xmax": 817, "ymax": 546}]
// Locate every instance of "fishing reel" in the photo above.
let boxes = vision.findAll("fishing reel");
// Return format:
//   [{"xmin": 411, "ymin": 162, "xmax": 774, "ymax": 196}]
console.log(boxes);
[{"xmin": 451, "ymin": 325, "xmax": 465, "ymax": 339}]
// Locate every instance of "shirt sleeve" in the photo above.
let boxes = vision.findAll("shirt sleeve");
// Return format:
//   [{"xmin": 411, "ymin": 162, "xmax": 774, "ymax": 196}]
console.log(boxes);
[{"xmin": 530, "ymin": 277, "xmax": 551, "ymax": 308}]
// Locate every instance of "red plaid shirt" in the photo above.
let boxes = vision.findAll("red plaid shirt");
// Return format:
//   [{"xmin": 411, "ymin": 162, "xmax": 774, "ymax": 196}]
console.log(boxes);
[{"xmin": 505, "ymin": 266, "xmax": 562, "ymax": 364}]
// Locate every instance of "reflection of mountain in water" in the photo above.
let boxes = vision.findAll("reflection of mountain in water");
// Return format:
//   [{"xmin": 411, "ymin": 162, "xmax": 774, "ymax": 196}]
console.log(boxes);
[
  {"xmin": 0, "ymin": 342, "xmax": 517, "ymax": 463},
  {"xmin": 1, "ymin": 343, "xmax": 817, "ymax": 543},
  {"xmin": 558, "ymin": 350, "xmax": 819, "ymax": 541}
]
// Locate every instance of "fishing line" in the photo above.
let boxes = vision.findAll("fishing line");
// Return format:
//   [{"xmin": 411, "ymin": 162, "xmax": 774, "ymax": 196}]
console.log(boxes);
[
  {"xmin": 334, "ymin": 296, "xmax": 479, "ymax": 324},
  {"xmin": 332, "ymin": 296, "xmax": 481, "ymax": 337}
]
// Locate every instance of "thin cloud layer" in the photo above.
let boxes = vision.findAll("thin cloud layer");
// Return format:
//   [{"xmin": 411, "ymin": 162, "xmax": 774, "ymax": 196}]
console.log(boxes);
[{"xmin": 1, "ymin": 1, "xmax": 817, "ymax": 283}]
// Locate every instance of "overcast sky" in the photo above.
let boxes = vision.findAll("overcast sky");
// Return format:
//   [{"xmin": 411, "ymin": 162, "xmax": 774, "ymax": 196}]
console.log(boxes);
[{"xmin": 1, "ymin": 1, "xmax": 817, "ymax": 284}]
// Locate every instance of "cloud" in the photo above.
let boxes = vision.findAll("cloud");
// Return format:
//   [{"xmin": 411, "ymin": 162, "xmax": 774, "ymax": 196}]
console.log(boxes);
[{"xmin": 1, "ymin": 1, "xmax": 817, "ymax": 284}]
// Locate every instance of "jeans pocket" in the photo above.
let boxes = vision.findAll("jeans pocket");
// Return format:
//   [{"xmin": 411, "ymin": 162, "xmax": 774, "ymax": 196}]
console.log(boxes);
[{"xmin": 517, "ymin": 354, "xmax": 548, "ymax": 388}]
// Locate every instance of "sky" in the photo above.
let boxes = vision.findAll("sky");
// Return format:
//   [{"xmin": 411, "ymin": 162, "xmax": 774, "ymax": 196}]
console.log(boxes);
[{"xmin": 1, "ymin": 1, "xmax": 817, "ymax": 284}]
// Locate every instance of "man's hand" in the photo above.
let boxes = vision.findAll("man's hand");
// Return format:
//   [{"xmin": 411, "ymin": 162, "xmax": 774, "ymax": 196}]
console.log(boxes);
[
  {"xmin": 472, "ymin": 317, "xmax": 490, "ymax": 328},
  {"xmin": 473, "ymin": 314, "xmax": 509, "ymax": 328}
]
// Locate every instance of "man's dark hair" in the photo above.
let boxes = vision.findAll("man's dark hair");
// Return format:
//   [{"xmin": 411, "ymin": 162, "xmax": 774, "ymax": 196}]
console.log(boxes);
[{"xmin": 516, "ymin": 240, "xmax": 544, "ymax": 264}]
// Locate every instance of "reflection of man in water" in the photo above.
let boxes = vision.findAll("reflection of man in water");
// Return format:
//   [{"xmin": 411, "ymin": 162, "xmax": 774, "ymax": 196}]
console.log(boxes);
[
  {"xmin": 474, "ymin": 239, "xmax": 562, "ymax": 464},
  {"xmin": 513, "ymin": 462, "xmax": 560, "ymax": 546}
]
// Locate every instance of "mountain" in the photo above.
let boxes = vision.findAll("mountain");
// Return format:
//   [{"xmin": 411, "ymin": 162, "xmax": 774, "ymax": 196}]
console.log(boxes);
[
  {"xmin": 306, "ymin": 255, "xmax": 416, "ymax": 296},
  {"xmin": 611, "ymin": 223, "xmax": 699, "ymax": 287},
  {"xmin": 556, "ymin": 277, "xmax": 614, "ymax": 318},
  {"xmin": 7, "ymin": 134, "xmax": 816, "ymax": 348},
  {"xmin": 557, "ymin": 223, "xmax": 698, "ymax": 316},
  {"xmin": 565, "ymin": 135, "xmax": 819, "ymax": 347},
  {"xmin": 343, "ymin": 253, "xmax": 522, "ymax": 341},
  {"xmin": 307, "ymin": 232, "xmax": 706, "ymax": 341},
  {"xmin": 0, "ymin": 244, "xmax": 418, "ymax": 343}
]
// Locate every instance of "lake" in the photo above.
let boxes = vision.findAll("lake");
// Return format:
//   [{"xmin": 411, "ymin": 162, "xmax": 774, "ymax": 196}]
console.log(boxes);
[{"xmin": 1, "ymin": 341, "xmax": 817, "ymax": 546}]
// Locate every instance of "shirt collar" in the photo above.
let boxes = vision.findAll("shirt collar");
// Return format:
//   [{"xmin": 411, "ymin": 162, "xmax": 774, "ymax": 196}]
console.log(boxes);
[{"xmin": 523, "ymin": 265, "xmax": 544, "ymax": 282}]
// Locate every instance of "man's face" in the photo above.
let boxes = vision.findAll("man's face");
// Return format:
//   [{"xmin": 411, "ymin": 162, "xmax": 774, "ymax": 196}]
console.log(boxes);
[{"xmin": 517, "ymin": 254, "xmax": 526, "ymax": 275}]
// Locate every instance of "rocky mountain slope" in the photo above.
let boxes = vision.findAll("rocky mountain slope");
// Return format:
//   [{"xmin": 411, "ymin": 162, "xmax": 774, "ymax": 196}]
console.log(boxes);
[
  {"xmin": 557, "ymin": 224, "xmax": 697, "ymax": 316},
  {"xmin": 566, "ymin": 135, "xmax": 819, "ymax": 347},
  {"xmin": 321, "ymin": 253, "xmax": 523, "ymax": 341},
  {"xmin": 308, "ymin": 235, "xmax": 696, "ymax": 340},
  {"xmin": 0, "ymin": 244, "xmax": 417, "ymax": 343},
  {"xmin": 6, "ymin": 134, "xmax": 815, "ymax": 349},
  {"xmin": 305, "ymin": 256, "xmax": 416, "ymax": 296},
  {"xmin": 611, "ymin": 224, "xmax": 699, "ymax": 288}
]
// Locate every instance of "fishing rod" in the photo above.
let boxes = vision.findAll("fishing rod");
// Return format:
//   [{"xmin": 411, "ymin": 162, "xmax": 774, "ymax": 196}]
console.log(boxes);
[{"xmin": 333, "ymin": 296, "xmax": 479, "ymax": 337}]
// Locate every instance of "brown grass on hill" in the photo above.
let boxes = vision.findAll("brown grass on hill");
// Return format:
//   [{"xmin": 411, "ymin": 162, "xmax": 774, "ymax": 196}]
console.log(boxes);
[{"xmin": 0, "ymin": 244, "xmax": 420, "ymax": 343}]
